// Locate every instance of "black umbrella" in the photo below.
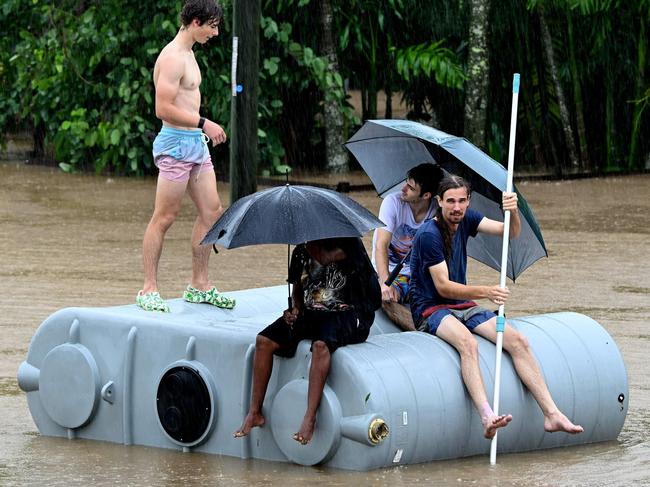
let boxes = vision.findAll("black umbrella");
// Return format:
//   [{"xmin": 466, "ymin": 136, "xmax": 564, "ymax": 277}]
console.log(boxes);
[
  {"xmin": 345, "ymin": 119, "xmax": 547, "ymax": 281},
  {"xmin": 201, "ymin": 184, "xmax": 384, "ymax": 307}
]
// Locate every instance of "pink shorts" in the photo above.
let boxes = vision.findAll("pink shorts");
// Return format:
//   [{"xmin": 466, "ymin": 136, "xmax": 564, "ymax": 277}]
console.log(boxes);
[{"xmin": 154, "ymin": 155, "xmax": 214, "ymax": 183}]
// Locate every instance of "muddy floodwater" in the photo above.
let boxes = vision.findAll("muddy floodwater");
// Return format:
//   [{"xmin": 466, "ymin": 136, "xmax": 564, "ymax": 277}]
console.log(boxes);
[{"xmin": 1, "ymin": 161, "xmax": 649, "ymax": 486}]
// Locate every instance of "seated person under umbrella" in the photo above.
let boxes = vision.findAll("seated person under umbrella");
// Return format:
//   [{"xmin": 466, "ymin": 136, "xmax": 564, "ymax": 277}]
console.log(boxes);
[{"xmin": 234, "ymin": 237, "xmax": 381, "ymax": 444}]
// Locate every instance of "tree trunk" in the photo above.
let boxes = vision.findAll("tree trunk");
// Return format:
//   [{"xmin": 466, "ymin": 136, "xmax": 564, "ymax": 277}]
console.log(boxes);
[
  {"xmin": 463, "ymin": 0, "xmax": 490, "ymax": 149},
  {"xmin": 319, "ymin": 0, "xmax": 347, "ymax": 173},
  {"xmin": 539, "ymin": 10, "xmax": 580, "ymax": 171},
  {"xmin": 32, "ymin": 122, "xmax": 46, "ymax": 160},
  {"xmin": 523, "ymin": 86, "xmax": 545, "ymax": 168},
  {"xmin": 230, "ymin": 0, "xmax": 260, "ymax": 202},
  {"xmin": 567, "ymin": 14, "xmax": 590, "ymax": 171},
  {"xmin": 361, "ymin": 86, "xmax": 368, "ymax": 120},
  {"xmin": 516, "ymin": 14, "xmax": 545, "ymax": 170},
  {"xmin": 605, "ymin": 68, "xmax": 616, "ymax": 171},
  {"xmin": 385, "ymin": 88, "xmax": 393, "ymax": 119},
  {"xmin": 628, "ymin": 16, "xmax": 646, "ymax": 170},
  {"xmin": 384, "ymin": 39, "xmax": 394, "ymax": 119},
  {"xmin": 367, "ymin": 64, "xmax": 378, "ymax": 120},
  {"xmin": 366, "ymin": 20, "xmax": 378, "ymax": 120}
]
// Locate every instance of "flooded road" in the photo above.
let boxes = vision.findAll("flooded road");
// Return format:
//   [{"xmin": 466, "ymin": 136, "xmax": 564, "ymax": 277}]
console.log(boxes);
[{"xmin": 1, "ymin": 161, "xmax": 649, "ymax": 486}]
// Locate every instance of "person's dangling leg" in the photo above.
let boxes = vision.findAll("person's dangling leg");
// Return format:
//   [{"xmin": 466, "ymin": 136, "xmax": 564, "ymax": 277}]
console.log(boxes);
[
  {"xmin": 235, "ymin": 315, "xmax": 298, "ymax": 438},
  {"xmin": 293, "ymin": 340, "xmax": 331, "ymax": 445},
  {"xmin": 433, "ymin": 311, "xmax": 512, "ymax": 439},
  {"xmin": 233, "ymin": 335, "xmax": 279, "ymax": 437},
  {"xmin": 474, "ymin": 319, "xmax": 583, "ymax": 434}
]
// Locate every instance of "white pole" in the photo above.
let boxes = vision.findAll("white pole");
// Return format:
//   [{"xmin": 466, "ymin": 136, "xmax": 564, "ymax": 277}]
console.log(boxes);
[
  {"xmin": 490, "ymin": 73, "xmax": 520, "ymax": 466},
  {"xmin": 231, "ymin": 36, "xmax": 239, "ymax": 97}
]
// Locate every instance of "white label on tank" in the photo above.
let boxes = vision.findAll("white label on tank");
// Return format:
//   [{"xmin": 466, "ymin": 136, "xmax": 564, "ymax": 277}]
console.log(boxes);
[
  {"xmin": 402, "ymin": 411, "xmax": 408, "ymax": 425},
  {"xmin": 393, "ymin": 449, "xmax": 403, "ymax": 463}
]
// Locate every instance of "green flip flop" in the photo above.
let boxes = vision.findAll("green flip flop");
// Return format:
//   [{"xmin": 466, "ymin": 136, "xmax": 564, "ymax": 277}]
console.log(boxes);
[
  {"xmin": 183, "ymin": 286, "xmax": 236, "ymax": 309},
  {"xmin": 136, "ymin": 291, "xmax": 170, "ymax": 313}
]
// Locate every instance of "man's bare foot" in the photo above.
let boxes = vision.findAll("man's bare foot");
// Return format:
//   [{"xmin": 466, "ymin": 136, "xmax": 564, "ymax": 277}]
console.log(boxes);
[
  {"xmin": 292, "ymin": 416, "xmax": 316, "ymax": 445},
  {"xmin": 233, "ymin": 411, "xmax": 265, "ymax": 438},
  {"xmin": 544, "ymin": 411, "xmax": 583, "ymax": 434},
  {"xmin": 482, "ymin": 414, "xmax": 513, "ymax": 439}
]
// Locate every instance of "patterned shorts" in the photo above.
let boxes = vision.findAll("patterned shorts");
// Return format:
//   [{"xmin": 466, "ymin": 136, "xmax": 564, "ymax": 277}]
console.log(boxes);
[
  {"xmin": 391, "ymin": 274, "xmax": 410, "ymax": 303},
  {"xmin": 152, "ymin": 126, "xmax": 212, "ymax": 183}
]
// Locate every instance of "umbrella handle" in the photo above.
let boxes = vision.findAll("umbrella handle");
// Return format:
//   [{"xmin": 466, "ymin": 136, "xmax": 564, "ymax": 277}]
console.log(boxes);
[{"xmin": 384, "ymin": 250, "xmax": 410, "ymax": 286}]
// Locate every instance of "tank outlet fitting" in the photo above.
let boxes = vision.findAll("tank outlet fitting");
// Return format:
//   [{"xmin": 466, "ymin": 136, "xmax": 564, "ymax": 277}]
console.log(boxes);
[
  {"xmin": 341, "ymin": 414, "xmax": 389, "ymax": 446},
  {"xmin": 368, "ymin": 418, "xmax": 389, "ymax": 444},
  {"xmin": 17, "ymin": 361, "xmax": 40, "ymax": 392}
]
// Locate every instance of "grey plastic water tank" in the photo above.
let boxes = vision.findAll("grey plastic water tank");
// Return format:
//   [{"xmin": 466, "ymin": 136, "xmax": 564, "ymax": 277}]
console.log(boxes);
[{"xmin": 17, "ymin": 285, "xmax": 628, "ymax": 470}]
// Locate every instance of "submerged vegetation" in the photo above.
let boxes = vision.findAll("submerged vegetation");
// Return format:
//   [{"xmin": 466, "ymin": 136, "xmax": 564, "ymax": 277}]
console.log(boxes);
[{"xmin": 0, "ymin": 0, "xmax": 648, "ymax": 176}]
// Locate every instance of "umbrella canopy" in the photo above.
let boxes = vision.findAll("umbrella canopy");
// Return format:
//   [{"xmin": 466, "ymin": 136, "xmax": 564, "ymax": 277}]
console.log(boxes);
[
  {"xmin": 345, "ymin": 119, "xmax": 547, "ymax": 280},
  {"xmin": 201, "ymin": 184, "xmax": 384, "ymax": 248}
]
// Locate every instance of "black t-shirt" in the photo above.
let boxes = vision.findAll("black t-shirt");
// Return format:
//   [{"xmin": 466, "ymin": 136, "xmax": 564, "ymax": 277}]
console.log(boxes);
[{"xmin": 289, "ymin": 239, "xmax": 381, "ymax": 327}]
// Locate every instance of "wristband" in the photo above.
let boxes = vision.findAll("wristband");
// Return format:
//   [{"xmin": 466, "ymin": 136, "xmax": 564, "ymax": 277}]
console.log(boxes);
[{"xmin": 198, "ymin": 116, "xmax": 206, "ymax": 129}]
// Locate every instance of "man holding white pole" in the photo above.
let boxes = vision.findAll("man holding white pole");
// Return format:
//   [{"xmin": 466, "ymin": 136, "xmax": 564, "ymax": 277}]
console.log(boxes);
[{"xmin": 408, "ymin": 174, "xmax": 584, "ymax": 440}]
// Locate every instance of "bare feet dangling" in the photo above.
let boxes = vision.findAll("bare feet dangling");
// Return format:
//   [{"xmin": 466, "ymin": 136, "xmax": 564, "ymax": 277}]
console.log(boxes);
[
  {"xmin": 544, "ymin": 411, "xmax": 583, "ymax": 434},
  {"xmin": 233, "ymin": 411, "xmax": 265, "ymax": 438},
  {"xmin": 293, "ymin": 416, "xmax": 316, "ymax": 445},
  {"xmin": 483, "ymin": 414, "xmax": 513, "ymax": 439}
]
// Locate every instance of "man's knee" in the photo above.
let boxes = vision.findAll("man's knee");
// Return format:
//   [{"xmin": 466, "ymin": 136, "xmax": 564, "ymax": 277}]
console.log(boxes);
[
  {"xmin": 456, "ymin": 335, "xmax": 479, "ymax": 359},
  {"xmin": 198, "ymin": 202, "xmax": 223, "ymax": 227},
  {"xmin": 151, "ymin": 209, "xmax": 179, "ymax": 232},
  {"xmin": 382, "ymin": 302, "xmax": 415, "ymax": 331},
  {"xmin": 311, "ymin": 340, "xmax": 330, "ymax": 359},
  {"xmin": 504, "ymin": 329, "xmax": 530, "ymax": 356},
  {"xmin": 439, "ymin": 318, "xmax": 479, "ymax": 358},
  {"xmin": 255, "ymin": 334, "xmax": 279, "ymax": 353}
]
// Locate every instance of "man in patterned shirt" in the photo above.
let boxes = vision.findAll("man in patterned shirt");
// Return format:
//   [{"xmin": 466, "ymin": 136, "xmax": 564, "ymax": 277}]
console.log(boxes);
[
  {"xmin": 234, "ymin": 237, "xmax": 380, "ymax": 444},
  {"xmin": 373, "ymin": 163, "xmax": 442, "ymax": 330}
]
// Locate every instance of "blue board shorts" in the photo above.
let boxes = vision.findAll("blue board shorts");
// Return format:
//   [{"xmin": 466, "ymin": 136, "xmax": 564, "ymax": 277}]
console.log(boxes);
[
  {"xmin": 152, "ymin": 126, "xmax": 212, "ymax": 182},
  {"xmin": 420, "ymin": 305, "xmax": 495, "ymax": 335}
]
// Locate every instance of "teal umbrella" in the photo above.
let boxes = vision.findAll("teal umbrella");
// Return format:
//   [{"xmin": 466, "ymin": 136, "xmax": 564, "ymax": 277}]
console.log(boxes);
[{"xmin": 345, "ymin": 119, "xmax": 547, "ymax": 280}]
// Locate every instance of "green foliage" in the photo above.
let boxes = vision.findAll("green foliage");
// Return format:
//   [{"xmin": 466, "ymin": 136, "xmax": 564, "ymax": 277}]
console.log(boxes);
[
  {"xmin": 1, "ymin": 0, "xmax": 189, "ymax": 174},
  {"xmin": 1, "ymin": 0, "xmax": 648, "ymax": 175},
  {"xmin": 0, "ymin": 0, "xmax": 351, "ymax": 175},
  {"xmin": 395, "ymin": 40, "xmax": 466, "ymax": 88},
  {"xmin": 257, "ymin": 0, "xmax": 357, "ymax": 171}
]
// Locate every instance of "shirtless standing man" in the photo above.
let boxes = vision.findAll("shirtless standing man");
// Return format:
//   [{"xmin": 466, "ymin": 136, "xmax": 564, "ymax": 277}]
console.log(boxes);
[{"xmin": 136, "ymin": 0, "xmax": 235, "ymax": 312}]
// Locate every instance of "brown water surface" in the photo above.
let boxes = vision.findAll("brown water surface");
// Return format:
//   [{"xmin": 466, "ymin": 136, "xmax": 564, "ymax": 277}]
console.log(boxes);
[{"xmin": 1, "ymin": 162, "xmax": 649, "ymax": 486}]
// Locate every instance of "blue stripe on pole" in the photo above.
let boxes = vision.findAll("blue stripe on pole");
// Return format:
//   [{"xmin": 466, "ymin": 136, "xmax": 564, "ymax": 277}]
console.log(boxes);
[
  {"xmin": 496, "ymin": 316, "xmax": 506, "ymax": 333},
  {"xmin": 513, "ymin": 74, "xmax": 520, "ymax": 94}
]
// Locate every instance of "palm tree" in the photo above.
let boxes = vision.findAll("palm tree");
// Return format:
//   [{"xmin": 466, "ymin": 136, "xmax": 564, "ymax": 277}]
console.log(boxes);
[
  {"xmin": 464, "ymin": 0, "xmax": 490, "ymax": 149},
  {"xmin": 319, "ymin": 0, "xmax": 348, "ymax": 172},
  {"xmin": 534, "ymin": 2, "xmax": 580, "ymax": 170}
]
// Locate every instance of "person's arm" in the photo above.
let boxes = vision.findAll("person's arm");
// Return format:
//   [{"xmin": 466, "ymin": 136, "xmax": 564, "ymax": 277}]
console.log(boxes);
[
  {"xmin": 375, "ymin": 229, "xmax": 399, "ymax": 302},
  {"xmin": 154, "ymin": 55, "xmax": 226, "ymax": 146},
  {"xmin": 284, "ymin": 248, "xmax": 306, "ymax": 325},
  {"xmin": 283, "ymin": 279, "xmax": 303, "ymax": 325},
  {"xmin": 292, "ymin": 279, "xmax": 304, "ymax": 310},
  {"xmin": 429, "ymin": 261, "xmax": 510, "ymax": 306},
  {"xmin": 375, "ymin": 197, "xmax": 400, "ymax": 302},
  {"xmin": 476, "ymin": 192, "xmax": 521, "ymax": 238}
]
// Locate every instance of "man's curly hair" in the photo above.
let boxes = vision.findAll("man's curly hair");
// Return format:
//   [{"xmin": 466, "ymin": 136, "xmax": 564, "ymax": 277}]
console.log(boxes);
[{"xmin": 180, "ymin": 0, "xmax": 223, "ymax": 27}]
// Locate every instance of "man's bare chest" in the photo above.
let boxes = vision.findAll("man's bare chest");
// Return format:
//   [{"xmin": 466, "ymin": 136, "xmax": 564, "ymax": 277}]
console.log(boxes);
[{"xmin": 180, "ymin": 56, "xmax": 201, "ymax": 91}]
